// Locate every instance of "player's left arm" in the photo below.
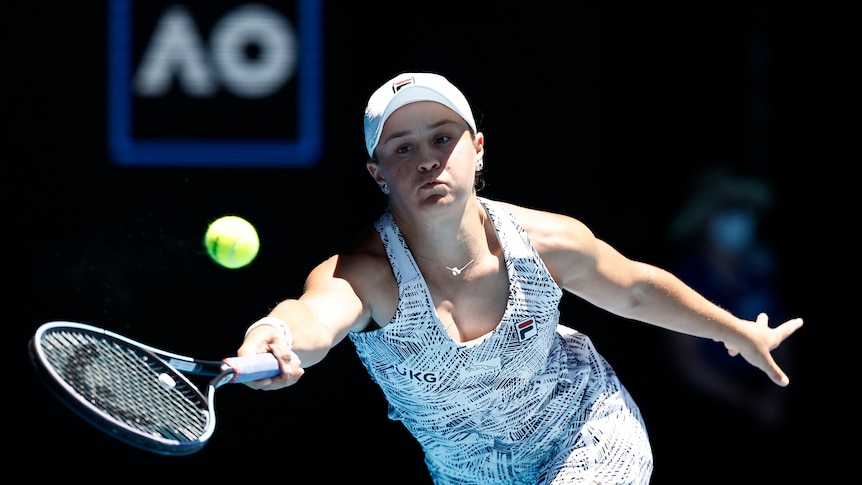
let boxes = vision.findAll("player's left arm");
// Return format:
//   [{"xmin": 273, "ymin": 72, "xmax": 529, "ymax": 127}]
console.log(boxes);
[{"xmin": 524, "ymin": 207, "xmax": 803, "ymax": 387}]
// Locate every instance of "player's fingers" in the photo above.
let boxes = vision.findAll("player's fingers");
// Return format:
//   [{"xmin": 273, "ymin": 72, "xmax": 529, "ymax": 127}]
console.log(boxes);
[
  {"xmin": 776, "ymin": 317, "xmax": 804, "ymax": 341},
  {"xmin": 246, "ymin": 372, "xmax": 302, "ymax": 391},
  {"xmin": 278, "ymin": 350, "xmax": 303, "ymax": 375},
  {"xmin": 288, "ymin": 350, "xmax": 302, "ymax": 369},
  {"xmin": 242, "ymin": 350, "xmax": 303, "ymax": 390},
  {"xmin": 757, "ymin": 337, "xmax": 791, "ymax": 387},
  {"xmin": 766, "ymin": 360, "xmax": 790, "ymax": 387},
  {"xmin": 754, "ymin": 313, "xmax": 797, "ymax": 386},
  {"xmin": 243, "ymin": 377, "xmax": 273, "ymax": 390},
  {"xmin": 270, "ymin": 350, "xmax": 304, "ymax": 387}
]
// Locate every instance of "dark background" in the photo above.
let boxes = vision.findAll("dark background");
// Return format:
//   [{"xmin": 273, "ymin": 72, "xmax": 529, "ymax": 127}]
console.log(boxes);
[{"xmin": 6, "ymin": 1, "xmax": 860, "ymax": 483}]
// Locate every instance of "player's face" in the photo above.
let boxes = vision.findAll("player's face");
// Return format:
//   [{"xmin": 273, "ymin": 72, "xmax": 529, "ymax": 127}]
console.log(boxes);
[{"xmin": 368, "ymin": 101, "xmax": 483, "ymax": 209}]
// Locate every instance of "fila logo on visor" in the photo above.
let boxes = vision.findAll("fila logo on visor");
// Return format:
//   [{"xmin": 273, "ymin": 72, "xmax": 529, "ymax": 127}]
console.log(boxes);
[{"xmin": 392, "ymin": 76, "xmax": 416, "ymax": 93}]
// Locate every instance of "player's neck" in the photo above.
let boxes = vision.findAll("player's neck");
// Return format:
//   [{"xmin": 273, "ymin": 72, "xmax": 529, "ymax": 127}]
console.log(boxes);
[{"xmin": 398, "ymin": 204, "xmax": 488, "ymax": 275}]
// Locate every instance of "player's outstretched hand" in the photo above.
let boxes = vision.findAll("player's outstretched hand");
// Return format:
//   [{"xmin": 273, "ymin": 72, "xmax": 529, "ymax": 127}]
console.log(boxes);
[{"xmin": 723, "ymin": 313, "xmax": 803, "ymax": 387}]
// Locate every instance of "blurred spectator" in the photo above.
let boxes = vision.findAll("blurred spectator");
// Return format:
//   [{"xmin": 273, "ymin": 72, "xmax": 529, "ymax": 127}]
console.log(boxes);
[{"xmin": 665, "ymin": 165, "xmax": 795, "ymax": 484}]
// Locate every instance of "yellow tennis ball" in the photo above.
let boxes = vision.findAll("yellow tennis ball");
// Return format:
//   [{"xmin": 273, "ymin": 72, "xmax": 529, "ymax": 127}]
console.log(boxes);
[{"xmin": 204, "ymin": 215, "xmax": 260, "ymax": 269}]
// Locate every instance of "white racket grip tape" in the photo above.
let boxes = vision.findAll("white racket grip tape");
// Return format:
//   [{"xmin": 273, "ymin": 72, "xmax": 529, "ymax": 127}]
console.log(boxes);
[{"xmin": 223, "ymin": 353, "xmax": 281, "ymax": 383}]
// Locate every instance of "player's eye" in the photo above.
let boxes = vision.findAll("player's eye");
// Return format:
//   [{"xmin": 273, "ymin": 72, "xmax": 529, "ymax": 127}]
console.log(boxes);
[
  {"xmin": 395, "ymin": 145, "xmax": 413, "ymax": 154},
  {"xmin": 435, "ymin": 135, "xmax": 452, "ymax": 145}
]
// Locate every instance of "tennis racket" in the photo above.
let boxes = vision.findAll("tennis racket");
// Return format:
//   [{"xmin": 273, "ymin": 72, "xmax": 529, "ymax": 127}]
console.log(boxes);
[{"xmin": 28, "ymin": 320, "xmax": 281, "ymax": 456}]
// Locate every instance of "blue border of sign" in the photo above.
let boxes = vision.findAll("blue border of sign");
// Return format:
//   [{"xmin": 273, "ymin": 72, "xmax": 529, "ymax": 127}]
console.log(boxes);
[{"xmin": 108, "ymin": 0, "xmax": 323, "ymax": 167}]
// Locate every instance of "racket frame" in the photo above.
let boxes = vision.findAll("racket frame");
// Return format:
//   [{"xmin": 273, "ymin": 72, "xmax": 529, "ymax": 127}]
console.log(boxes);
[{"xmin": 29, "ymin": 321, "xmax": 278, "ymax": 455}]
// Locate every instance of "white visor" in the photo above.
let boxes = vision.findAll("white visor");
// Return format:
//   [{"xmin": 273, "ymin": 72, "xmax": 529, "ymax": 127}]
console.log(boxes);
[{"xmin": 363, "ymin": 72, "xmax": 476, "ymax": 158}]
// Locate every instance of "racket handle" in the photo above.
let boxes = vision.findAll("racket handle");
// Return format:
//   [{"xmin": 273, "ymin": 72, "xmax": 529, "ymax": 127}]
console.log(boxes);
[{"xmin": 223, "ymin": 353, "xmax": 281, "ymax": 383}]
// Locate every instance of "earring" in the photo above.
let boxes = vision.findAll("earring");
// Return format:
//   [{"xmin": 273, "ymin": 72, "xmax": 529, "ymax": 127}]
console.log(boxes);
[
  {"xmin": 380, "ymin": 183, "xmax": 390, "ymax": 194},
  {"xmin": 475, "ymin": 160, "xmax": 484, "ymax": 171}
]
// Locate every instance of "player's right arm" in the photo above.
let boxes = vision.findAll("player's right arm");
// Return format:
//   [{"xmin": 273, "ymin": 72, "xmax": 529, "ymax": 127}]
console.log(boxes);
[{"xmin": 237, "ymin": 252, "xmax": 375, "ymax": 390}]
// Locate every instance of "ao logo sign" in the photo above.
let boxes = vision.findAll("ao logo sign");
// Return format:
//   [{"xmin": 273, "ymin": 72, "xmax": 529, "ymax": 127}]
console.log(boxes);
[
  {"xmin": 108, "ymin": 0, "xmax": 323, "ymax": 167},
  {"xmin": 135, "ymin": 4, "xmax": 296, "ymax": 99}
]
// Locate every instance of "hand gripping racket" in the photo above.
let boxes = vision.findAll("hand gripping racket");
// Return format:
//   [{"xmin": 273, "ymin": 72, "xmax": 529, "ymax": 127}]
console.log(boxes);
[{"xmin": 28, "ymin": 321, "xmax": 281, "ymax": 456}]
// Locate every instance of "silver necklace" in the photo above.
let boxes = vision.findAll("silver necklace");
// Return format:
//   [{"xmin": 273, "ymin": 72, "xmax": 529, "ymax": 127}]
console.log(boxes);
[
  {"xmin": 446, "ymin": 257, "xmax": 478, "ymax": 275},
  {"xmin": 443, "ymin": 213, "xmax": 485, "ymax": 276},
  {"xmin": 411, "ymin": 211, "xmax": 486, "ymax": 276}
]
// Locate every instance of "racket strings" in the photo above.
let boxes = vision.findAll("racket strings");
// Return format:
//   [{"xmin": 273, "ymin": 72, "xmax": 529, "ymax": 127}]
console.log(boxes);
[{"xmin": 40, "ymin": 329, "xmax": 210, "ymax": 444}]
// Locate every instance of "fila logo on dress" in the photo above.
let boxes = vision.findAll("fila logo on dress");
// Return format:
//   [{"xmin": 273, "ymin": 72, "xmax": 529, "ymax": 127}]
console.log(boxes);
[{"xmin": 515, "ymin": 319, "xmax": 537, "ymax": 342}]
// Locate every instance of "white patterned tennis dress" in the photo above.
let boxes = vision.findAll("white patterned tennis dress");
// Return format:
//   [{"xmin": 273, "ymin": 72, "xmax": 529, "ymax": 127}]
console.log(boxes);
[{"xmin": 348, "ymin": 198, "xmax": 653, "ymax": 484}]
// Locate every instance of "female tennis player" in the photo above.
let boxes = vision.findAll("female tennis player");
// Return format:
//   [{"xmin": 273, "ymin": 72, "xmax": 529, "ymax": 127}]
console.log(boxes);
[{"xmin": 237, "ymin": 72, "xmax": 803, "ymax": 484}]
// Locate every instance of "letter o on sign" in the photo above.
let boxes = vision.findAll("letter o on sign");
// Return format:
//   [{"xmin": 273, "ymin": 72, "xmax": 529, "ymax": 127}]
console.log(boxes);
[{"xmin": 211, "ymin": 4, "xmax": 297, "ymax": 98}]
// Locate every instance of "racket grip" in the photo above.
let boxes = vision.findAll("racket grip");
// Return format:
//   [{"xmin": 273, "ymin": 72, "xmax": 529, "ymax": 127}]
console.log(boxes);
[{"xmin": 223, "ymin": 353, "xmax": 281, "ymax": 383}]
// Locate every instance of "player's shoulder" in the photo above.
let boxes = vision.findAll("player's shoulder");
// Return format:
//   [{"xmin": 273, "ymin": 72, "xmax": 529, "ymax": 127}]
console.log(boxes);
[
  {"xmin": 317, "ymin": 224, "xmax": 397, "ymax": 297},
  {"xmin": 312, "ymin": 223, "xmax": 387, "ymax": 277},
  {"xmin": 328, "ymin": 223, "xmax": 398, "ymax": 327},
  {"xmin": 488, "ymin": 199, "xmax": 588, "ymax": 235},
  {"xmin": 486, "ymin": 198, "xmax": 595, "ymax": 253}
]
